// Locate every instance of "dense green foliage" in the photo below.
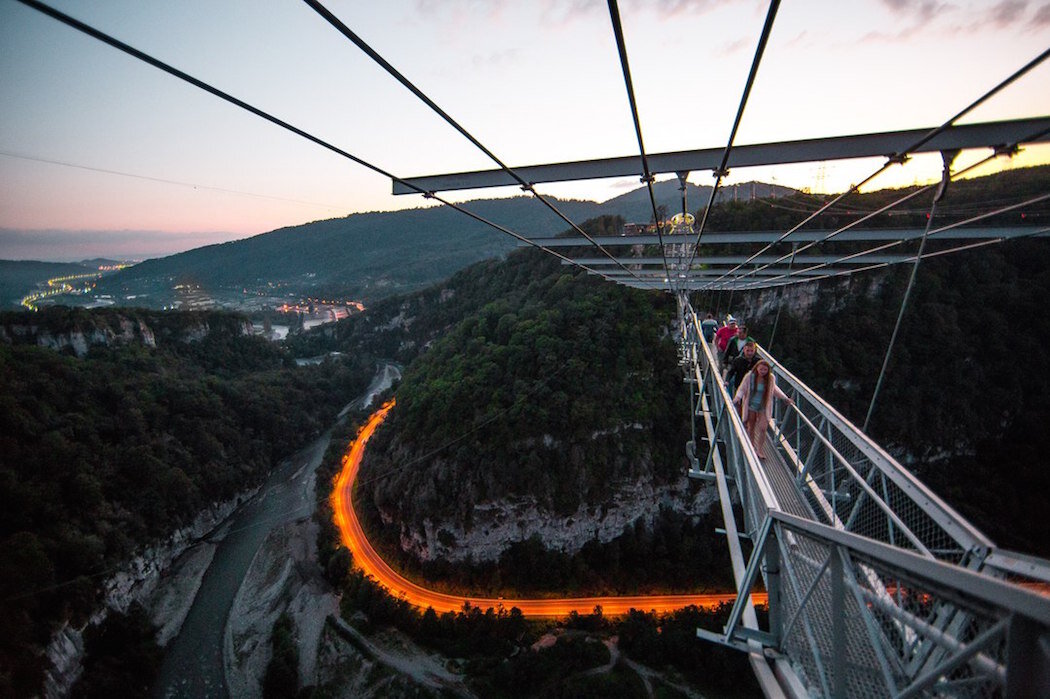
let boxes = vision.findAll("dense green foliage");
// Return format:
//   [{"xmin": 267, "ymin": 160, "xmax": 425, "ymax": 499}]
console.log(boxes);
[
  {"xmin": 0, "ymin": 308, "xmax": 373, "ymax": 697},
  {"xmin": 337, "ymin": 562, "xmax": 758, "ymax": 697},
  {"xmin": 617, "ymin": 605, "xmax": 762, "ymax": 697},
  {"xmin": 358, "ymin": 240, "xmax": 688, "ymax": 534},
  {"xmin": 263, "ymin": 613, "xmax": 300, "ymax": 699},
  {"xmin": 70, "ymin": 603, "xmax": 161, "ymax": 699}
]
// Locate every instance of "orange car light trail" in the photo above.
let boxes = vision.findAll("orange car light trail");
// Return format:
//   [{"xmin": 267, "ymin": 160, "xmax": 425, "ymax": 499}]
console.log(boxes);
[{"xmin": 331, "ymin": 400, "xmax": 764, "ymax": 616}]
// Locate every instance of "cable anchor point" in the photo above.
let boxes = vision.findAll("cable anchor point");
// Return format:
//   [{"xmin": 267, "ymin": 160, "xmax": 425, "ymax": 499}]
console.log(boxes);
[
  {"xmin": 995, "ymin": 143, "xmax": 1021, "ymax": 158},
  {"xmin": 886, "ymin": 153, "xmax": 911, "ymax": 167},
  {"xmin": 640, "ymin": 173, "xmax": 656, "ymax": 184},
  {"xmin": 934, "ymin": 149, "xmax": 960, "ymax": 203},
  {"xmin": 712, "ymin": 168, "xmax": 730, "ymax": 179}
]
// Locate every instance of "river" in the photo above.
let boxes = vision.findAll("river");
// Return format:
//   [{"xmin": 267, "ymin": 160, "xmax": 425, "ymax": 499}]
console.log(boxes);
[{"xmin": 152, "ymin": 364, "xmax": 399, "ymax": 698}]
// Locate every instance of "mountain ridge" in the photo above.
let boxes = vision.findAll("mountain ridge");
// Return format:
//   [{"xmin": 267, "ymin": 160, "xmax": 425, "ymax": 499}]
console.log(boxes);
[{"xmin": 90, "ymin": 179, "xmax": 796, "ymax": 303}]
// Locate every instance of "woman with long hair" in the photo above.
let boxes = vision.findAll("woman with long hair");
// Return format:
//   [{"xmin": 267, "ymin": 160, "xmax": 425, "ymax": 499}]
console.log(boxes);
[{"xmin": 732, "ymin": 359, "xmax": 793, "ymax": 458}]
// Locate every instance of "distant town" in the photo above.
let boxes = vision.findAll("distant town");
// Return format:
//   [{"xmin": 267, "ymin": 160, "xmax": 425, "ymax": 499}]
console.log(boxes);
[{"xmin": 16, "ymin": 261, "xmax": 365, "ymax": 340}]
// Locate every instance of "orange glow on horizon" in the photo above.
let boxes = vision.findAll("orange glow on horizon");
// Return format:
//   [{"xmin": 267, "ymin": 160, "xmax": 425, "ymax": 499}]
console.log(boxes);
[{"xmin": 330, "ymin": 400, "xmax": 763, "ymax": 617}]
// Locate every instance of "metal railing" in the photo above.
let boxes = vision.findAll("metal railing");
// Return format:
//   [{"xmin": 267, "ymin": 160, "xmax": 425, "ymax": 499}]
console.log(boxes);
[{"xmin": 679, "ymin": 299, "xmax": 1050, "ymax": 698}]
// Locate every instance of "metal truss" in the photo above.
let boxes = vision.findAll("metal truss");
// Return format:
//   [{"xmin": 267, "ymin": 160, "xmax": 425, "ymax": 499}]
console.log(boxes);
[
  {"xmin": 392, "ymin": 117, "xmax": 1050, "ymax": 195},
  {"xmin": 679, "ymin": 300, "xmax": 1050, "ymax": 697}
]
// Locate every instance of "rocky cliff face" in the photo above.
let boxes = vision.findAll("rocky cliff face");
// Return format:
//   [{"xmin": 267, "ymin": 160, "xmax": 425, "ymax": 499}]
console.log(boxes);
[
  {"xmin": 389, "ymin": 477, "xmax": 717, "ymax": 564},
  {"xmin": 731, "ymin": 269, "xmax": 890, "ymax": 325},
  {"xmin": 0, "ymin": 311, "xmax": 253, "ymax": 358},
  {"xmin": 42, "ymin": 491, "xmax": 256, "ymax": 699}
]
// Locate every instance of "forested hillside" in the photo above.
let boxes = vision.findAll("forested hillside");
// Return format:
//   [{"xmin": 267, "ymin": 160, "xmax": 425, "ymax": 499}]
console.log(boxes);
[
  {"xmin": 321, "ymin": 220, "xmax": 727, "ymax": 596},
  {"xmin": 89, "ymin": 179, "xmax": 797, "ymax": 306},
  {"xmin": 364, "ymin": 249, "xmax": 686, "ymax": 522},
  {"xmin": 95, "ymin": 196, "xmax": 604, "ymax": 302},
  {"xmin": 0, "ymin": 308, "xmax": 374, "ymax": 696}
]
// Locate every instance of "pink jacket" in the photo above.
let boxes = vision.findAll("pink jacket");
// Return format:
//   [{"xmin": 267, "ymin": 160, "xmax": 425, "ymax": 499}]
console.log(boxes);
[{"xmin": 733, "ymin": 370, "xmax": 789, "ymax": 422}]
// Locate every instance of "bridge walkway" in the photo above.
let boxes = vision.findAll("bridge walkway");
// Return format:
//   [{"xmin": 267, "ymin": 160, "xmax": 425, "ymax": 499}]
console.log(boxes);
[{"xmin": 679, "ymin": 299, "xmax": 1050, "ymax": 698}]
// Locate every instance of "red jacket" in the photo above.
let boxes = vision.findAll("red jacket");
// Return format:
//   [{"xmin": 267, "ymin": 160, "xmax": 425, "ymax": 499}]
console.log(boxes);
[{"xmin": 715, "ymin": 325, "xmax": 737, "ymax": 352}]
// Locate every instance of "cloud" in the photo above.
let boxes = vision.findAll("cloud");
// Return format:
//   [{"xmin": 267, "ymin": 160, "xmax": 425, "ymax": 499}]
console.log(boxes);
[
  {"xmin": 878, "ymin": 0, "xmax": 951, "ymax": 22},
  {"xmin": 985, "ymin": 0, "xmax": 1029, "ymax": 27},
  {"xmin": 858, "ymin": 24, "xmax": 924, "ymax": 44},
  {"xmin": 0, "ymin": 229, "xmax": 242, "ymax": 262},
  {"xmin": 719, "ymin": 37, "xmax": 750, "ymax": 56},
  {"xmin": 471, "ymin": 48, "xmax": 519, "ymax": 69},
  {"xmin": 1035, "ymin": 1, "xmax": 1050, "ymax": 24}
]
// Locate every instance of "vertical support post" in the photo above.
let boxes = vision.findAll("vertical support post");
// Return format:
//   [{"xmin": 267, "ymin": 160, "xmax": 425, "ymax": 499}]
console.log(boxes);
[
  {"xmin": 766, "ymin": 526, "xmax": 782, "ymax": 648},
  {"xmin": 689, "ymin": 378, "xmax": 697, "ymax": 448},
  {"xmin": 831, "ymin": 545, "xmax": 848, "ymax": 692},
  {"xmin": 831, "ymin": 547, "xmax": 847, "ymax": 699},
  {"xmin": 1006, "ymin": 613, "xmax": 1050, "ymax": 698}
]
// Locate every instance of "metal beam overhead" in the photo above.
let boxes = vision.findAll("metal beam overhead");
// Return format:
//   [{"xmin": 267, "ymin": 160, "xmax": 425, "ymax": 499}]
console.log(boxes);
[
  {"xmin": 392, "ymin": 117, "xmax": 1050, "ymax": 194},
  {"xmin": 600, "ymin": 267, "xmax": 848, "ymax": 278},
  {"xmin": 564, "ymin": 253, "xmax": 912, "ymax": 266},
  {"xmin": 525, "ymin": 225, "xmax": 1048, "ymax": 247}
]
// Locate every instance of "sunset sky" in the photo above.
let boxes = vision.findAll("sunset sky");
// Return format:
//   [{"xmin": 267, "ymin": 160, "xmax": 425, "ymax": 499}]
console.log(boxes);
[{"xmin": 2, "ymin": 0, "xmax": 1049, "ymax": 260}]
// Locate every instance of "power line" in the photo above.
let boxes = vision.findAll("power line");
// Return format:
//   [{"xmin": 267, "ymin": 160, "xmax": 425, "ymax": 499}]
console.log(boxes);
[{"xmin": 0, "ymin": 150, "xmax": 348, "ymax": 211}]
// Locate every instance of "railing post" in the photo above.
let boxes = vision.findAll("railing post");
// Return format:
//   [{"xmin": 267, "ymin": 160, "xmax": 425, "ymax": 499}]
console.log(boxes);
[
  {"xmin": 1006, "ymin": 614, "xmax": 1050, "ymax": 698},
  {"xmin": 831, "ymin": 546, "xmax": 847, "ymax": 698},
  {"xmin": 766, "ymin": 525, "xmax": 782, "ymax": 648}
]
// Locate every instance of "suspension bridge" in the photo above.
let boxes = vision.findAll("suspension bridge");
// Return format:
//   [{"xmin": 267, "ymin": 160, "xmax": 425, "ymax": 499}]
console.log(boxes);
[{"xmin": 15, "ymin": 0, "xmax": 1050, "ymax": 695}]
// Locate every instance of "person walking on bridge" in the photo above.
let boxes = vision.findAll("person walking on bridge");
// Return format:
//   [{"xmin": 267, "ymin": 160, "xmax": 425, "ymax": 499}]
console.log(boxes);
[
  {"xmin": 701, "ymin": 313, "xmax": 719, "ymax": 343},
  {"xmin": 722, "ymin": 324, "xmax": 754, "ymax": 365},
  {"xmin": 733, "ymin": 359, "xmax": 793, "ymax": 458},
  {"xmin": 714, "ymin": 318, "xmax": 738, "ymax": 355},
  {"xmin": 724, "ymin": 340, "xmax": 758, "ymax": 398}
]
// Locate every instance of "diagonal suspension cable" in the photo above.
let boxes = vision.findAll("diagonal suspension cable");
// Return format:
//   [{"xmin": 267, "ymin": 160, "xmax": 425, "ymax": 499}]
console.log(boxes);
[
  {"xmin": 607, "ymin": 0, "xmax": 674, "ymax": 293},
  {"xmin": 15, "ymin": 0, "xmax": 620, "ymax": 284},
  {"xmin": 756, "ymin": 190, "xmax": 1050, "ymax": 288},
  {"xmin": 700, "ymin": 46, "xmax": 1050, "ymax": 291},
  {"xmin": 862, "ymin": 151, "xmax": 955, "ymax": 431},
  {"xmin": 726, "ymin": 124, "xmax": 1050, "ymax": 287},
  {"xmin": 683, "ymin": 0, "xmax": 780, "ymax": 275},
  {"xmin": 303, "ymin": 0, "xmax": 647, "ymax": 286},
  {"xmin": 733, "ymin": 191, "xmax": 1050, "ymax": 292}
]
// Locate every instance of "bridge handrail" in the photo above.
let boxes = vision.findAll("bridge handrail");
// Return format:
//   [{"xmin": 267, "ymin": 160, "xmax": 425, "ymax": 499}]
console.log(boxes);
[
  {"xmin": 773, "ymin": 510, "xmax": 1050, "ymax": 627},
  {"xmin": 758, "ymin": 344, "xmax": 994, "ymax": 556},
  {"xmin": 682, "ymin": 303, "xmax": 1050, "ymax": 695},
  {"xmin": 688, "ymin": 311, "xmax": 781, "ymax": 512}
]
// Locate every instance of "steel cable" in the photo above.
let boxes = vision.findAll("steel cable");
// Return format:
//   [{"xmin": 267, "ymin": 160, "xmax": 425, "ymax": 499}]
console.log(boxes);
[
  {"xmin": 607, "ymin": 0, "xmax": 674, "ymax": 292},
  {"xmin": 700, "ymin": 47, "xmax": 1050, "ymax": 292},
  {"xmin": 684, "ymin": 0, "xmax": 780, "ymax": 273},
  {"xmin": 752, "ymin": 190, "xmax": 1050, "ymax": 288},
  {"xmin": 722, "ymin": 124, "xmax": 1050, "ymax": 289},
  {"xmin": 14, "ymin": 0, "xmax": 619, "ymax": 284},
  {"xmin": 303, "ymin": 0, "xmax": 647, "ymax": 286}
]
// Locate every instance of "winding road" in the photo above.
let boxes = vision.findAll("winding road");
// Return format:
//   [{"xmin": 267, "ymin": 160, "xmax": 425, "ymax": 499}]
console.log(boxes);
[{"xmin": 332, "ymin": 400, "xmax": 766, "ymax": 616}]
